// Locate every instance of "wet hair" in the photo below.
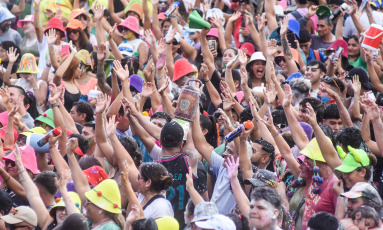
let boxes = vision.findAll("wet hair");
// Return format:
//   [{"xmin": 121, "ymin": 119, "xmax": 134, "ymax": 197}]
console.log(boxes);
[
  {"xmin": 299, "ymin": 97, "xmax": 325, "ymax": 122},
  {"xmin": 298, "ymin": 29, "xmax": 312, "ymax": 43},
  {"xmin": 0, "ymin": 190, "xmax": 13, "ymax": 215},
  {"xmin": 361, "ymin": 197, "xmax": 383, "ymax": 215},
  {"xmin": 272, "ymin": 110, "xmax": 287, "ymax": 129},
  {"xmin": 250, "ymin": 187, "xmax": 281, "ymax": 211},
  {"xmin": 351, "ymin": 206, "xmax": 380, "ymax": 227},
  {"xmin": 34, "ymin": 171, "xmax": 58, "ymax": 196},
  {"xmin": 307, "ymin": 60, "xmax": 327, "ymax": 73},
  {"xmin": 323, "ymin": 104, "xmax": 340, "ymax": 120},
  {"xmin": 118, "ymin": 136, "xmax": 143, "ymax": 167},
  {"xmin": 252, "ymin": 139, "xmax": 275, "ymax": 159},
  {"xmin": 139, "ymin": 162, "xmax": 173, "ymax": 193},
  {"xmin": 150, "ymin": 112, "xmax": 172, "ymax": 123},
  {"xmin": 73, "ymin": 102, "xmax": 94, "ymax": 122},
  {"xmin": 131, "ymin": 218, "xmax": 158, "ymax": 230},
  {"xmin": 200, "ymin": 115, "xmax": 218, "ymax": 148},
  {"xmin": 335, "ymin": 127, "xmax": 362, "ymax": 149},
  {"xmin": 78, "ymin": 156, "xmax": 102, "ymax": 170},
  {"xmin": 226, "ymin": 214, "xmax": 250, "ymax": 230},
  {"xmin": 240, "ymin": 107, "xmax": 253, "ymax": 123},
  {"xmin": 69, "ymin": 134, "xmax": 89, "ymax": 156},
  {"xmin": 307, "ymin": 212, "xmax": 339, "ymax": 230}
]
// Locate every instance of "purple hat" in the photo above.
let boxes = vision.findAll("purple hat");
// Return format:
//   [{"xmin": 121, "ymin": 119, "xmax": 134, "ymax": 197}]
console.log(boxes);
[
  {"xmin": 283, "ymin": 122, "xmax": 313, "ymax": 141},
  {"xmin": 129, "ymin": 74, "xmax": 143, "ymax": 93}
]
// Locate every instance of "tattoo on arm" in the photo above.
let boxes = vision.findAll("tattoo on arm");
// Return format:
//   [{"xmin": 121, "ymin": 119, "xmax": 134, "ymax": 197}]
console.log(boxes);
[
  {"xmin": 96, "ymin": 61, "xmax": 111, "ymax": 93},
  {"xmin": 281, "ymin": 38, "xmax": 293, "ymax": 61}
]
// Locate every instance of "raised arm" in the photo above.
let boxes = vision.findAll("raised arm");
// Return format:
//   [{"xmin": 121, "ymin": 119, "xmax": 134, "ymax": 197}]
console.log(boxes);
[
  {"xmin": 264, "ymin": 0, "xmax": 278, "ymax": 33},
  {"xmin": 361, "ymin": 110, "xmax": 382, "ymax": 157},
  {"xmin": 2, "ymin": 47, "xmax": 19, "ymax": 86},
  {"xmin": 201, "ymin": 27, "xmax": 216, "ymax": 77},
  {"xmin": 280, "ymin": 18, "xmax": 299, "ymax": 75},
  {"xmin": 96, "ymin": 44, "xmax": 112, "ymax": 94},
  {"xmin": 224, "ymin": 12, "xmax": 241, "ymax": 48},
  {"xmin": 365, "ymin": 49, "xmax": 383, "ymax": 92},
  {"xmin": 185, "ymin": 167, "xmax": 204, "ymax": 205},
  {"xmin": 55, "ymin": 170, "xmax": 80, "ymax": 215},
  {"xmin": 33, "ymin": 0, "xmax": 43, "ymax": 43},
  {"xmin": 54, "ymin": 41, "xmax": 77, "ymax": 85}
]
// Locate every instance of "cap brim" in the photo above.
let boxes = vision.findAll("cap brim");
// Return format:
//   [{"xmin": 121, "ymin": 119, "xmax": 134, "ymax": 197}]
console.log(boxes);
[
  {"xmin": 341, "ymin": 191, "xmax": 362, "ymax": 199},
  {"xmin": 334, "ymin": 164, "xmax": 357, "ymax": 173},
  {"xmin": 195, "ymin": 220, "xmax": 215, "ymax": 229},
  {"xmin": 361, "ymin": 82, "xmax": 374, "ymax": 90},
  {"xmin": 0, "ymin": 215, "xmax": 23, "ymax": 225},
  {"xmin": 244, "ymin": 178, "xmax": 268, "ymax": 187}
]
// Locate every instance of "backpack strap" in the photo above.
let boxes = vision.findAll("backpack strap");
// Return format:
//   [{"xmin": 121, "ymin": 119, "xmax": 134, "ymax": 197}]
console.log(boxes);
[
  {"xmin": 313, "ymin": 50, "xmax": 321, "ymax": 61},
  {"xmin": 291, "ymin": 10, "xmax": 303, "ymax": 21},
  {"xmin": 142, "ymin": 195, "xmax": 165, "ymax": 210}
]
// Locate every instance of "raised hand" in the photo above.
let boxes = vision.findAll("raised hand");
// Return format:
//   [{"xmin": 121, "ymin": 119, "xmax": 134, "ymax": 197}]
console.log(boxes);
[
  {"xmin": 280, "ymin": 17, "xmax": 289, "ymax": 36},
  {"xmin": 0, "ymin": 87, "xmax": 10, "ymax": 105},
  {"xmin": 141, "ymin": 82, "xmax": 156, "ymax": 98},
  {"xmin": 263, "ymin": 83, "xmax": 277, "ymax": 104},
  {"xmin": 185, "ymin": 167, "xmax": 194, "ymax": 192},
  {"xmin": 46, "ymin": 29, "xmax": 58, "ymax": 46},
  {"xmin": 267, "ymin": 39, "xmax": 278, "ymax": 57},
  {"xmin": 9, "ymin": 103, "xmax": 19, "ymax": 117},
  {"xmin": 7, "ymin": 47, "xmax": 19, "ymax": 64},
  {"xmin": 228, "ymin": 11, "xmax": 241, "ymax": 23},
  {"xmin": 239, "ymin": 66, "xmax": 248, "ymax": 88},
  {"xmin": 224, "ymin": 156, "xmax": 239, "ymax": 182},
  {"xmin": 282, "ymin": 84, "xmax": 292, "ymax": 108},
  {"xmin": 238, "ymin": 49, "xmax": 247, "ymax": 66},
  {"xmin": 210, "ymin": 15, "xmax": 223, "ymax": 28},
  {"xmin": 97, "ymin": 43, "xmax": 107, "ymax": 61},
  {"xmin": 55, "ymin": 169, "xmax": 71, "ymax": 190},
  {"xmin": 93, "ymin": 4, "xmax": 105, "ymax": 22},
  {"xmin": 319, "ymin": 82, "xmax": 338, "ymax": 98},
  {"xmin": 261, "ymin": 107, "xmax": 275, "ymax": 129},
  {"xmin": 351, "ymin": 74, "xmax": 361, "ymax": 94},
  {"xmin": 256, "ymin": 14, "xmax": 265, "ymax": 32},
  {"xmin": 144, "ymin": 30, "xmax": 156, "ymax": 47},
  {"xmin": 165, "ymin": 29, "xmax": 176, "ymax": 44},
  {"xmin": 113, "ymin": 60, "xmax": 130, "ymax": 82},
  {"xmin": 66, "ymin": 138, "xmax": 78, "ymax": 155},
  {"xmin": 121, "ymin": 161, "xmax": 130, "ymax": 186},
  {"xmin": 301, "ymin": 102, "xmax": 317, "ymax": 126},
  {"xmin": 218, "ymin": 108, "xmax": 234, "ymax": 132},
  {"xmin": 106, "ymin": 115, "xmax": 118, "ymax": 137},
  {"xmin": 306, "ymin": 5, "xmax": 318, "ymax": 18},
  {"xmin": 14, "ymin": 144, "xmax": 23, "ymax": 168},
  {"xmin": 143, "ymin": 63, "xmax": 155, "ymax": 82},
  {"xmin": 107, "ymin": 24, "xmax": 117, "ymax": 41},
  {"xmin": 157, "ymin": 38, "xmax": 166, "ymax": 56},
  {"xmin": 122, "ymin": 97, "xmax": 140, "ymax": 117},
  {"xmin": 68, "ymin": 41, "xmax": 77, "ymax": 54},
  {"xmin": 158, "ymin": 78, "xmax": 170, "ymax": 94},
  {"xmin": 95, "ymin": 93, "xmax": 111, "ymax": 114},
  {"xmin": 221, "ymin": 87, "xmax": 235, "ymax": 111},
  {"xmin": 239, "ymin": 121, "xmax": 254, "ymax": 141},
  {"xmin": 48, "ymin": 83, "xmax": 61, "ymax": 104},
  {"xmin": 199, "ymin": 63, "xmax": 209, "ymax": 80}
]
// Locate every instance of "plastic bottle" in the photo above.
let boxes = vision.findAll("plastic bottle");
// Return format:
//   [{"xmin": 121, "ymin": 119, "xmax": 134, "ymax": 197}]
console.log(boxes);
[
  {"xmin": 37, "ymin": 127, "xmax": 62, "ymax": 147},
  {"xmin": 225, "ymin": 120, "xmax": 253, "ymax": 143},
  {"xmin": 239, "ymin": 17, "xmax": 245, "ymax": 43},
  {"xmin": 165, "ymin": 1, "xmax": 180, "ymax": 18},
  {"xmin": 329, "ymin": 3, "xmax": 348, "ymax": 21}
]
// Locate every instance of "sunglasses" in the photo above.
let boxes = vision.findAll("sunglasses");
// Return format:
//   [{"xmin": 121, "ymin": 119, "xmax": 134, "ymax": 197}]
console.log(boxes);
[
  {"xmin": 68, "ymin": 29, "xmax": 80, "ymax": 34},
  {"xmin": 120, "ymin": 27, "xmax": 130, "ymax": 32},
  {"xmin": 17, "ymin": 135, "xmax": 27, "ymax": 144},
  {"xmin": 306, "ymin": 66, "xmax": 319, "ymax": 72},
  {"xmin": 5, "ymin": 159, "xmax": 15, "ymax": 167},
  {"xmin": 159, "ymin": 1, "xmax": 168, "ymax": 5},
  {"xmin": 172, "ymin": 40, "xmax": 179, "ymax": 45},
  {"xmin": 118, "ymin": 46, "xmax": 133, "ymax": 53}
]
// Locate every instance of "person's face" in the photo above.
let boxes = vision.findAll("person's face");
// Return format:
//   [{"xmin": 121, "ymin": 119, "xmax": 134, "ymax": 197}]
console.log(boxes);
[
  {"xmin": 0, "ymin": 20, "xmax": 11, "ymax": 32},
  {"xmin": 276, "ymin": 74, "xmax": 286, "ymax": 84},
  {"xmin": 81, "ymin": 126, "xmax": 95, "ymax": 144},
  {"xmin": 249, "ymin": 199, "xmax": 277, "ymax": 230},
  {"xmin": 251, "ymin": 60, "xmax": 266, "ymax": 79},
  {"xmin": 22, "ymin": 22, "xmax": 35, "ymax": 34},
  {"xmin": 328, "ymin": 4, "xmax": 340, "ymax": 14},
  {"xmin": 342, "ymin": 169, "xmax": 365, "ymax": 189},
  {"xmin": 175, "ymin": 75, "xmax": 190, "ymax": 88},
  {"xmin": 298, "ymin": 158, "xmax": 314, "ymax": 180},
  {"xmin": 151, "ymin": 118, "xmax": 167, "ymax": 128},
  {"xmin": 171, "ymin": 39, "xmax": 181, "ymax": 53},
  {"xmin": 348, "ymin": 38, "xmax": 360, "ymax": 57},
  {"xmin": 222, "ymin": 142, "xmax": 238, "ymax": 166},
  {"xmin": 346, "ymin": 197, "xmax": 364, "ymax": 215},
  {"xmin": 317, "ymin": 20, "xmax": 332, "ymax": 38},
  {"xmin": 137, "ymin": 172, "xmax": 150, "ymax": 193},
  {"xmin": 188, "ymin": 31, "xmax": 199, "ymax": 41},
  {"xmin": 276, "ymin": 58, "xmax": 288, "ymax": 72},
  {"xmin": 161, "ymin": 21, "xmax": 171, "ymax": 37},
  {"xmin": 20, "ymin": 73, "xmax": 34, "ymax": 80},
  {"xmin": 8, "ymin": 87, "xmax": 21, "ymax": 105},
  {"xmin": 5, "ymin": 159, "xmax": 18, "ymax": 178},
  {"xmin": 0, "ymin": 46, "xmax": 8, "ymax": 60},
  {"xmin": 298, "ymin": 105, "xmax": 310, "ymax": 122},
  {"xmin": 355, "ymin": 217, "xmax": 377, "ymax": 229},
  {"xmin": 158, "ymin": 0, "xmax": 169, "ymax": 12},
  {"xmin": 323, "ymin": 118, "xmax": 342, "ymax": 134},
  {"xmin": 5, "ymin": 222, "xmax": 33, "ymax": 230},
  {"xmin": 223, "ymin": 49, "xmax": 236, "ymax": 65},
  {"xmin": 76, "ymin": 15, "xmax": 88, "ymax": 29},
  {"xmin": 68, "ymin": 29, "xmax": 80, "ymax": 41},
  {"xmin": 84, "ymin": 199, "xmax": 99, "ymax": 220},
  {"xmin": 250, "ymin": 143, "xmax": 268, "ymax": 167},
  {"xmin": 70, "ymin": 105, "xmax": 83, "ymax": 123},
  {"xmin": 116, "ymin": 114, "xmax": 130, "ymax": 131},
  {"xmin": 305, "ymin": 64, "xmax": 323, "ymax": 85},
  {"xmin": 300, "ymin": 41, "xmax": 312, "ymax": 56},
  {"xmin": 55, "ymin": 207, "xmax": 68, "ymax": 225}
]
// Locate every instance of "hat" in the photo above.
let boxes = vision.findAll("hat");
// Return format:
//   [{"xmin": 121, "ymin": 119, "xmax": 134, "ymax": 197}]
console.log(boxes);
[
  {"xmin": 316, "ymin": 5, "xmax": 332, "ymax": 17},
  {"xmin": 49, "ymin": 192, "xmax": 82, "ymax": 217},
  {"xmin": 283, "ymin": 72, "xmax": 304, "ymax": 83},
  {"xmin": 240, "ymin": 42, "xmax": 255, "ymax": 56},
  {"xmin": 300, "ymin": 137, "xmax": 329, "ymax": 162},
  {"xmin": 275, "ymin": 48, "xmax": 300, "ymax": 65},
  {"xmin": 0, "ymin": 111, "xmax": 8, "ymax": 127},
  {"xmin": 156, "ymin": 216, "xmax": 179, "ymax": 230},
  {"xmin": 158, "ymin": 12, "xmax": 166, "ymax": 20},
  {"xmin": 286, "ymin": 0, "xmax": 298, "ymax": 12},
  {"xmin": 124, "ymin": 2, "xmax": 143, "ymax": 20},
  {"xmin": 70, "ymin": 8, "xmax": 90, "ymax": 22},
  {"xmin": 275, "ymin": 5, "xmax": 285, "ymax": 16},
  {"xmin": 20, "ymin": 127, "xmax": 47, "ymax": 137},
  {"xmin": 188, "ymin": 10, "xmax": 211, "ymax": 29},
  {"xmin": 118, "ymin": 43, "xmax": 134, "ymax": 57},
  {"xmin": 65, "ymin": 19, "xmax": 84, "ymax": 31},
  {"xmin": 206, "ymin": 28, "xmax": 218, "ymax": 38},
  {"xmin": 17, "ymin": 15, "xmax": 34, "ymax": 28},
  {"xmin": 195, "ymin": 215, "xmax": 236, "ymax": 230},
  {"xmin": 206, "ymin": 8, "xmax": 225, "ymax": 26},
  {"xmin": 44, "ymin": 17, "xmax": 66, "ymax": 37},
  {"xmin": 165, "ymin": 30, "xmax": 181, "ymax": 43},
  {"xmin": 3, "ymin": 145, "xmax": 40, "ymax": 174},
  {"xmin": 76, "ymin": 50, "xmax": 93, "ymax": 69},
  {"xmin": 191, "ymin": 202, "xmax": 219, "ymax": 222},
  {"xmin": 244, "ymin": 169, "xmax": 278, "ymax": 189},
  {"xmin": 288, "ymin": 19, "xmax": 300, "ymax": 38},
  {"xmin": 17, "ymin": 53, "xmax": 39, "ymax": 74},
  {"xmin": 297, "ymin": 155, "xmax": 310, "ymax": 168},
  {"xmin": 35, "ymin": 109, "xmax": 55, "ymax": 129},
  {"xmin": 371, "ymin": 0, "xmax": 383, "ymax": 7},
  {"xmin": 84, "ymin": 179, "xmax": 122, "ymax": 213},
  {"xmin": 327, "ymin": 39, "xmax": 348, "ymax": 58},
  {"xmin": 335, "ymin": 146, "xmax": 370, "ymax": 173},
  {"xmin": 0, "ymin": 7, "xmax": 15, "ymax": 24},
  {"xmin": 129, "ymin": 74, "xmax": 143, "ymax": 93},
  {"xmin": 246, "ymin": 52, "xmax": 266, "ymax": 71},
  {"xmin": 83, "ymin": 166, "xmax": 109, "ymax": 186},
  {"xmin": 55, "ymin": 213, "xmax": 88, "ymax": 230},
  {"xmin": 348, "ymin": 67, "xmax": 374, "ymax": 90},
  {"xmin": 173, "ymin": 59, "xmax": 197, "ymax": 82},
  {"xmin": 160, "ymin": 121, "xmax": 184, "ymax": 147},
  {"xmin": 0, "ymin": 206, "xmax": 37, "ymax": 227},
  {"xmin": 0, "ymin": 126, "xmax": 18, "ymax": 143},
  {"xmin": 341, "ymin": 182, "xmax": 382, "ymax": 205},
  {"xmin": 117, "ymin": 16, "xmax": 140, "ymax": 35}
]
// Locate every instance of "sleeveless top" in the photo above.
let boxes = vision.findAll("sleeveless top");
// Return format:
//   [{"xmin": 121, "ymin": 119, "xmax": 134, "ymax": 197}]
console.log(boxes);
[
  {"xmin": 19, "ymin": 37, "xmax": 39, "ymax": 57},
  {"xmin": 64, "ymin": 89, "xmax": 81, "ymax": 112},
  {"xmin": 78, "ymin": 77, "xmax": 98, "ymax": 95},
  {"xmin": 126, "ymin": 38, "xmax": 144, "ymax": 53},
  {"xmin": 15, "ymin": 78, "xmax": 45, "ymax": 114}
]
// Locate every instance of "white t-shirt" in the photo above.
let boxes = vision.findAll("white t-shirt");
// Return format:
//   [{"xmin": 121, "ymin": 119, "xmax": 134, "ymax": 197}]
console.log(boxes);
[
  {"xmin": 343, "ymin": 11, "xmax": 383, "ymax": 38},
  {"xmin": 137, "ymin": 193, "xmax": 174, "ymax": 219}
]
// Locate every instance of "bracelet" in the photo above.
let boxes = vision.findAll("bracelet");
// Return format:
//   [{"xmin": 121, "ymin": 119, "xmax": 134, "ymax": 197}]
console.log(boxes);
[
  {"xmin": 272, "ymin": 132, "xmax": 280, "ymax": 137},
  {"xmin": 49, "ymin": 145, "xmax": 56, "ymax": 149},
  {"xmin": 5, "ymin": 132, "xmax": 13, "ymax": 134},
  {"xmin": 51, "ymin": 102, "xmax": 60, "ymax": 108},
  {"xmin": 204, "ymin": 79, "xmax": 210, "ymax": 82},
  {"xmin": 4, "ymin": 175, "xmax": 10, "ymax": 182}
]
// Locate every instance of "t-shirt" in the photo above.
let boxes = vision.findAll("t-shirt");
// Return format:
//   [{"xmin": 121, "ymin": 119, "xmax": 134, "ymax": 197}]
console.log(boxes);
[
  {"xmin": 310, "ymin": 35, "xmax": 335, "ymax": 50},
  {"xmin": 87, "ymin": 220, "xmax": 121, "ymax": 230},
  {"xmin": 349, "ymin": 56, "xmax": 367, "ymax": 71},
  {"xmin": 343, "ymin": 11, "xmax": 383, "ymax": 38},
  {"xmin": 22, "ymin": 113, "xmax": 35, "ymax": 129},
  {"xmin": 0, "ymin": 29, "xmax": 21, "ymax": 46},
  {"xmin": 287, "ymin": 8, "xmax": 318, "ymax": 31},
  {"xmin": 137, "ymin": 193, "xmax": 174, "ymax": 219},
  {"xmin": 301, "ymin": 174, "xmax": 339, "ymax": 230}
]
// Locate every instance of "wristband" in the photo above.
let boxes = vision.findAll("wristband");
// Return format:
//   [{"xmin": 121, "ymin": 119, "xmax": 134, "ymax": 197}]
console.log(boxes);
[
  {"xmin": 51, "ymin": 102, "xmax": 60, "ymax": 108},
  {"xmin": 272, "ymin": 132, "xmax": 280, "ymax": 137}
]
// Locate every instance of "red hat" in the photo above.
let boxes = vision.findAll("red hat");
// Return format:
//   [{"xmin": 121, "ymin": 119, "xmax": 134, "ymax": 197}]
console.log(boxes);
[
  {"xmin": 83, "ymin": 166, "xmax": 109, "ymax": 186},
  {"xmin": 44, "ymin": 17, "xmax": 66, "ymax": 37},
  {"xmin": 0, "ymin": 111, "xmax": 9, "ymax": 127},
  {"xmin": 0, "ymin": 126, "xmax": 17, "ymax": 143},
  {"xmin": 3, "ymin": 145, "xmax": 40, "ymax": 174},
  {"xmin": 327, "ymin": 39, "xmax": 348, "ymax": 58},
  {"xmin": 173, "ymin": 59, "xmax": 197, "ymax": 82},
  {"xmin": 240, "ymin": 42, "xmax": 255, "ymax": 57},
  {"xmin": 117, "ymin": 16, "xmax": 140, "ymax": 35},
  {"xmin": 66, "ymin": 129, "xmax": 84, "ymax": 156},
  {"xmin": 158, "ymin": 12, "xmax": 165, "ymax": 20}
]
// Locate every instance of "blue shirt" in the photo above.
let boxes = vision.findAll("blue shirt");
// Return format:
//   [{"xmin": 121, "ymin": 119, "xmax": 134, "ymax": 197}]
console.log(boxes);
[{"xmin": 306, "ymin": 48, "xmax": 325, "ymax": 63}]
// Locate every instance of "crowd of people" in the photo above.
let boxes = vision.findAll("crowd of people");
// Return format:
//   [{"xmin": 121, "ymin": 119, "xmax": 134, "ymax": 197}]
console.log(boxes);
[{"xmin": 1, "ymin": 0, "xmax": 383, "ymax": 229}]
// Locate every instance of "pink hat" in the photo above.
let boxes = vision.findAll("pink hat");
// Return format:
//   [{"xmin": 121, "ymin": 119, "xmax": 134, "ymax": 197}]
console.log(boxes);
[
  {"xmin": 158, "ymin": 12, "xmax": 165, "ymax": 20},
  {"xmin": 17, "ymin": 15, "xmax": 34, "ymax": 28},
  {"xmin": 0, "ymin": 111, "xmax": 8, "ymax": 127},
  {"xmin": 206, "ymin": 28, "xmax": 218, "ymax": 38},
  {"xmin": 117, "ymin": 16, "xmax": 140, "ymax": 35},
  {"xmin": 240, "ymin": 42, "xmax": 255, "ymax": 57},
  {"xmin": 236, "ymin": 91, "xmax": 244, "ymax": 103},
  {"xmin": 3, "ymin": 145, "xmax": 40, "ymax": 174},
  {"xmin": 0, "ymin": 126, "xmax": 18, "ymax": 143}
]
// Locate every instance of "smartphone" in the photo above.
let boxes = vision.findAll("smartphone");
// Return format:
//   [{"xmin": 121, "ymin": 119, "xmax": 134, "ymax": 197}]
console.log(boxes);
[
  {"xmin": 332, "ymin": 46, "xmax": 343, "ymax": 62},
  {"xmin": 360, "ymin": 0, "xmax": 367, "ymax": 9},
  {"xmin": 367, "ymin": 91, "xmax": 376, "ymax": 101},
  {"xmin": 373, "ymin": 49, "xmax": 379, "ymax": 61},
  {"xmin": 156, "ymin": 53, "xmax": 166, "ymax": 69},
  {"xmin": 208, "ymin": 40, "xmax": 216, "ymax": 50}
]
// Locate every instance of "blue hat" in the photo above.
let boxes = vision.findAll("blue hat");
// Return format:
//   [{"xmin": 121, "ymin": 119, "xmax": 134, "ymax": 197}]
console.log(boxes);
[
  {"xmin": 288, "ymin": 19, "xmax": 300, "ymax": 39},
  {"xmin": 283, "ymin": 72, "xmax": 303, "ymax": 83},
  {"xmin": 129, "ymin": 74, "xmax": 143, "ymax": 93},
  {"xmin": 371, "ymin": 0, "xmax": 383, "ymax": 7},
  {"xmin": 0, "ymin": 8, "xmax": 15, "ymax": 24}
]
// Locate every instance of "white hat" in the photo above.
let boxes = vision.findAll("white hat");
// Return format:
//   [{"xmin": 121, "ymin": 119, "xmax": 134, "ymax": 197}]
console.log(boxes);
[
  {"xmin": 246, "ymin": 51, "xmax": 266, "ymax": 71},
  {"xmin": 275, "ymin": 5, "xmax": 285, "ymax": 16},
  {"xmin": 195, "ymin": 215, "xmax": 236, "ymax": 230},
  {"xmin": 206, "ymin": 8, "xmax": 225, "ymax": 26},
  {"xmin": 0, "ymin": 206, "xmax": 38, "ymax": 227}
]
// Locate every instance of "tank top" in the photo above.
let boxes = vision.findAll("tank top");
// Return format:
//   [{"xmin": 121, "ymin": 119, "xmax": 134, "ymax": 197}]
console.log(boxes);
[
  {"xmin": 64, "ymin": 89, "xmax": 81, "ymax": 112},
  {"xmin": 19, "ymin": 37, "xmax": 39, "ymax": 57},
  {"xmin": 15, "ymin": 78, "xmax": 45, "ymax": 114},
  {"xmin": 78, "ymin": 77, "xmax": 98, "ymax": 95},
  {"xmin": 125, "ymin": 38, "xmax": 144, "ymax": 53}
]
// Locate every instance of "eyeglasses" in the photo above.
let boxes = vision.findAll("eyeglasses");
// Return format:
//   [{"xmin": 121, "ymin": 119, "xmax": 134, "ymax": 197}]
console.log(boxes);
[
  {"xmin": 5, "ymin": 159, "xmax": 16, "ymax": 167},
  {"xmin": 118, "ymin": 46, "xmax": 133, "ymax": 53},
  {"xmin": 68, "ymin": 29, "xmax": 80, "ymax": 34},
  {"xmin": 84, "ymin": 199, "xmax": 92, "ymax": 206},
  {"xmin": 172, "ymin": 40, "xmax": 179, "ymax": 45},
  {"xmin": 306, "ymin": 66, "xmax": 319, "ymax": 72}
]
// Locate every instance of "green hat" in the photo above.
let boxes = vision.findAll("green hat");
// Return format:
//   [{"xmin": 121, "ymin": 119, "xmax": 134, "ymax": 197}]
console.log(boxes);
[
  {"xmin": 188, "ymin": 10, "xmax": 211, "ymax": 29},
  {"xmin": 316, "ymin": 5, "xmax": 332, "ymax": 17},
  {"xmin": 300, "ymin": 137, "xmax": 327, "ymax": 162},
  {"xmin": 35, "ymin": 109, "xmax": 55, "ymax": 129},
  {"xmin": 335, "ymin": 146, "xmax": 370, "ymax": 173}
]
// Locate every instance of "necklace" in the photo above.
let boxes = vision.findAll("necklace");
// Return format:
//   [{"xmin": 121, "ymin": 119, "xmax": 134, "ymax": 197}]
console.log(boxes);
[{"xmin": 92, "ymin": 217, "xmax": 110, "ymax": 228}]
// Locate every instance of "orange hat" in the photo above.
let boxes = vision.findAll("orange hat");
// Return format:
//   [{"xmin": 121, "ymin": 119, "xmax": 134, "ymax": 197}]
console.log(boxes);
[
  {"xmin": 173, "ymin": 59, "xmax": 197, "ymax": 82},
  {"xmin": 126, "ymin": 3, "xmax": 143, "ymax": 21},
  {"xmin": 275, "ymin": 48, "xmax": 299, "ymax": 65},
  {"xmin": 65, "ymin": 19, "xmax": 84, "ymax": 31},
  {"xmin": 70, "ymin": 8, "xmax": 90, "ymax": 22}
]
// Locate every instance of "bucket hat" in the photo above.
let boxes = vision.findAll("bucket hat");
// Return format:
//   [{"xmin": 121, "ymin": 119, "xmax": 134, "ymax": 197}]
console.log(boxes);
[
  {"xmin": 156, "ymin": 216, "xmax": 179, "ymax": 230},
  {"xmin": 195, "ymin": 215, "xmax": 236, "ymax": 230},
  {"xmin": 70, "ymin": 8, "xmax": 90, "ymax": 22},
  {"xmin": 17, "ymin": 54, "xmax": 39, "ymax": 74},
  {"xmin": 17, "ymin": 15, "xmax": 34, "ymax": 28},
  {"xmin": 65, "ymin": 19, "xmax": 84, "ymax": 31},
  {"xmin": 84, "ymin": 179, "xmax": 122, "ymax": 214},
  {"xmin": 206, "ymin": 28, "xmax": 218, "ymax": 38},
  {"xmin": 3, "ymin": 145, "xmax": 40, "ymax": 174},
  {"xmin": 117, "ymin": 16, "xmax": 140, "ymax": 35},
  {"xmin": 191, "ymin": 202, "xmax": 219, "ymax": 222},
  {"xmin": 300, "ymin": 137, "xmax": 328, "ymax": 162},
  {"xmin": 0, "ymin": 7, "xmax": 15, "ymax": 24},
  {"xmin": 44, "ymin": 17, "xmax": 66, "ymax": 37},
  {"xmin": 49, "ymin": 192, "xmax": 82, "ymax": 217},
  {"xmin": 246, "ymin": 52, "xmax": 266, "ymax": 71},
  {"xmin": 35, "ymin": 109, "xmax": 55, "ymax": 129},
  {"xmin": 124, "ymin": 3, "xmax": 143, "ymax": 21},
  {"xmin": 76, "ymin": 50, "xmax": 93, "ymax": 69},
  {"xmin": 316, "ymin": 5, "xmax": 332, "ymax": 17},
  {"xmin": 173, "ymin": 59, "xmax": 197, "ymax": 82}
]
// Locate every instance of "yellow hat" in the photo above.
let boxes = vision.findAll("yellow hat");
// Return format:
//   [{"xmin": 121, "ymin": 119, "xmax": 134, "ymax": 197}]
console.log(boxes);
[
  {"xmin": 17, "ymin": 53, "xmax": 39, "ymax": 74},
  {"xmin": 75, "ymin": 50, "xmax": 93, "ymax": 69},
  {"xmin": 49, "ymin": 192, "xmax": 82, "ymax": 217},
  {"xmin": 20, "ymin": 127, "xmax": 47, "ymax": 136},
  {"xmin": 300, "ymin": 137, "xmax": 329, "ymax": 162},
  {"xmin": 155, "ymin": 216, "xmax": 179, "ymax": 230},
  {"xmin": 84, "ymin": 179, "xmax": 122, "ymax": 214}
]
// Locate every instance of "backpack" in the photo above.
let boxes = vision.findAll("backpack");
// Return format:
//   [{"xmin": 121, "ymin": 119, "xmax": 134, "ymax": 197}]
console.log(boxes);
[{"xmin": 313, "ymin": 50, "xmax": 321, "ymax": 61}]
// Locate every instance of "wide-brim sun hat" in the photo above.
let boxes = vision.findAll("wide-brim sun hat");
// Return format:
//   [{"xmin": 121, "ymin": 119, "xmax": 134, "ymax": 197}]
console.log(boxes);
[
  {"xmin": 17, "ymin": 15, "xmax": 34, "ymax": 28},
  {"xmin": 2, "ymin": 145, "xmax": 40, "ymax": 174},
  {"xmin": 17, "ymin": 53, "xmax": 39, "ymax": 74},
  {"xmin": 117, "ymin": 16, "xmax": 140, "ymax": 35},
  {"xmin": 49, "ymin": 192, "xmax": 82, "ymax": 217},
  {"xmin": 246, "ymin": 52, "xmax": 266, "ymax": 71},
  {"xmin": 300, "ymin": 137, "xmax": 329, "ymax": 162},
  {"xmin": 84, "ymin": 179, "xmax": 122, "ymax": 214},
  {"xmin": 124, "ymin": 2, "xmax": 143, "ymax": 21}
]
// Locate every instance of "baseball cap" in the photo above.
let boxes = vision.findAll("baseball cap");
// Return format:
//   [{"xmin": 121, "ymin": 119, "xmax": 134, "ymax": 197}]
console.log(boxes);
[
  {"xmin": 0, "ymin": 206, "xmax": 37, "ymax": 227},
  {"xmin": 129, "ymin": 74, "xmax": 143, "ymax": 93},
  {"xmin": 244, "ymin": 169, "xmax": 278, "ymax": 189},
  {"xmin": 191, "ymin": 202, "xmax": 219, "ymax": 222},
  {"xmin": 341, "ymin": 182, "xmax": 382, "ymax": 206},
  {"xmin": 160, "ymin": 121, "xmax": 184, "ymax": 147},
  {"xmin": 347, "ymin": 67, "xmax": 374, "ymax": 90},
  {"xmin": 195, "ymin": 215, "xmax": 236, "ymax": 230},
  {"xmin": 283, "ymin": 72, "xmax": 304, "ymax": 84},
  {"xmin": 335, "ymin": 146, "xmax": 370, "ymax": 173}
]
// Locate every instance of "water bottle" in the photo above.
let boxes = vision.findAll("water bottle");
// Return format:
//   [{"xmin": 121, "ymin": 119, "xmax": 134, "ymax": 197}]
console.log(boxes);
[
  {"xmin": 37, "ymin": 127, "xmax": 62, "ymax": 147},
  {"xmin": 239, "ymin": 17, "xmax": 245, "ymax": 43},
  {"xmin": 225, "ymin": 120, "xmax": 253, "ymax": 142},
  {"xmin": 329, "ymin": 3, "xmax": 348, "ymax": 21},
  {"xmin": 165, "ymin": 1, "xmax": 180, "ymax": 18}
]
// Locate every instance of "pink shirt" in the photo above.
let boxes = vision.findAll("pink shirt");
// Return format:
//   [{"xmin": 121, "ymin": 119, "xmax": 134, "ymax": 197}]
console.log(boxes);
[
  {"xmin": 301, "ymin": 173, "xmax": 339, "ymax": 230},
  {"xmin": 287, "ymin": 8, "xmax": 318, "ymax": 32}
]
